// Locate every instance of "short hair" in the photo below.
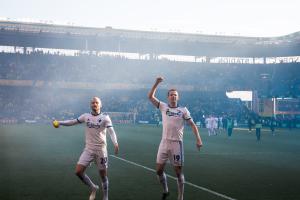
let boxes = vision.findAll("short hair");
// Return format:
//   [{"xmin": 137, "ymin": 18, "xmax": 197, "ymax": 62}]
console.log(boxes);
[
  {"xmin": 167, "ymin": 88, "xmax": 178, "ymax": 96},
  {"xmin": 91, "ymin": 97, "xmax": 102, "ymax": 106},
  {"xmin": 91, "ymin": 96, "xmax": 101, "ymax": 102}
]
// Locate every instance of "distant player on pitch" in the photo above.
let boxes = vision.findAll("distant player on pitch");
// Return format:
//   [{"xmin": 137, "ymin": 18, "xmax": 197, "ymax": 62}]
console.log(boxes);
[
  {"xmin": 52, "ymin": 97, "xmax": 119, "ymax": 200},
  {"xmin": 148, "ymin": 77, "xmax": 203, "ymax": 200}
]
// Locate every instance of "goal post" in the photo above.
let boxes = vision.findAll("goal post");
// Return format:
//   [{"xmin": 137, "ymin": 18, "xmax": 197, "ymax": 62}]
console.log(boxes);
[{"xmin": 105, "ymin": 112, "xmax": 137, "ymax": 124}]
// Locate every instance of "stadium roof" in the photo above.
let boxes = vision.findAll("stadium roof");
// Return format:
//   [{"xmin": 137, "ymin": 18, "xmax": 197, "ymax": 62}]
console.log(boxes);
[
  {"xmin": 1, "ymin": 20, "xmax": 299, "ymax": 45},
  {"xmin": 0, "ymin": 20, "xmax": 299, "ymax": 57}
]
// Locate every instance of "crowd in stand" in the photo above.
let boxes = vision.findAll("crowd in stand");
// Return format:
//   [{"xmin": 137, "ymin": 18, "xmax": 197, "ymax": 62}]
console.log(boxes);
[
  {"xmin": 0, "ymin": 86, "xmax": 246, "ymax": 123},
  {"xmin": 1, "ymin": 86, "xmax": 298, "ymax": 127},
  {"xmin": 0, "ymin": 52, "xmax": 299, "ymax": 126},
  {"xmin": 1, "ymin": 52, "xmax": 299, "ymax": 96}
]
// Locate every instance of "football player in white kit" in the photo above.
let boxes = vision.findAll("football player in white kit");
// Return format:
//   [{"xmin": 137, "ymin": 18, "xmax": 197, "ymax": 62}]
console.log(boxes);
[
  {"xmin": 53, "ymin": 97, "xmax": 119, "ymax": 200},
  {"xmin": 206, "ymin": 115, "xmax": 217, "ymax": 136},
  {"xmin": 148, "ymin": 77, "xmax": 203, "ymax": 200}
]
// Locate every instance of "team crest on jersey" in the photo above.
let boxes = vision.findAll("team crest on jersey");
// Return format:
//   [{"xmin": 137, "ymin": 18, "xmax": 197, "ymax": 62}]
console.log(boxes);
[{"xmin": 166, "ymin": 109, "xmax": 183, "ymax": 117}]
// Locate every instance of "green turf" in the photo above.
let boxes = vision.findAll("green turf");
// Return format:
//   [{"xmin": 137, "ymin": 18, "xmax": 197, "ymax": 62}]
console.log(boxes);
[{"xmin": 1, "ymin": 124, "xmax": 300, "ymax": 200}]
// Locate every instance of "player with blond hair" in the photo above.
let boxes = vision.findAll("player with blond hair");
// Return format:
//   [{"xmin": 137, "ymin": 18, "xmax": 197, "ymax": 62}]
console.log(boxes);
[{"xmin": 148, "ymin": 77, "xmax": 203, "ymax": 200}]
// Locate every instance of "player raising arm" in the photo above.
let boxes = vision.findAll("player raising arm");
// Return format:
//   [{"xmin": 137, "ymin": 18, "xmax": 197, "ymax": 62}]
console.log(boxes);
[
  {"xmin": 148, "ymin": 77, "xmax": 202, "ymax": 200},
  {"xmin": 52, "ymin": 97, "xmax": 119, "ymax": 200}
]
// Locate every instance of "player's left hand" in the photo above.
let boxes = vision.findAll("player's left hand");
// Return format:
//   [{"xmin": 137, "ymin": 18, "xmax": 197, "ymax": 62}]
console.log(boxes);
[
  {"xmin": 114, "ymin": 144, "xmax": 119, "ymax": 155},
  {"xmin": 196, "ymin": 142, "xmax": 202, "ymax": 151}
]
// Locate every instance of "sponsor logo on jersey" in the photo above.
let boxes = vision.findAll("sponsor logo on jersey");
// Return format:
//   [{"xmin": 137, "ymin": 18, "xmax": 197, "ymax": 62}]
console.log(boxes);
[
  {"xmin": 86, "ymin": 117, "xmax": 103, "ymax": 129},
  {"xmin": 166, "ymin": 109, "xmax": 183, "ymax": 117},
  {"xmin": 87, "ymin": 121, "xmax": 102, "ymax": 129}
]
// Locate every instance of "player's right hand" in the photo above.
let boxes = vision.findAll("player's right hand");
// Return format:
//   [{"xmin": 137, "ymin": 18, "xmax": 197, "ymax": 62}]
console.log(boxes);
[
  {"xmin": 156, "ymin": 77, "xmax": 164, "ymax": 83},
  {"xmin": 52, "ymin": 120, "xmax": 60, "ymax": 128}
]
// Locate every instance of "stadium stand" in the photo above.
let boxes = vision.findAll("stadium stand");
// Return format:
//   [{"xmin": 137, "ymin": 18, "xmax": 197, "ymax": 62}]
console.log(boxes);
[{"xmin": 0, "ymin": 20, "xmax": 299, "ymax": 127}]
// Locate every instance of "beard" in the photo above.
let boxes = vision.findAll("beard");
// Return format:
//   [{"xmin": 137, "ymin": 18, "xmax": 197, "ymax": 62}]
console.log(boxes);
[{"xmin": 91, "ymin": 107, "xmax": 100, "ymax": 114}]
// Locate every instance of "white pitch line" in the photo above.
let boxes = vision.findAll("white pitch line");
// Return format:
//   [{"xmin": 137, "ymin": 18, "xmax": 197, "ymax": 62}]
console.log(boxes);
[
  {"xmin": 110, "ymin": 155, "xmax": 237, "ymax": 200},
  {"xmin": 234, "ymin": 127, "xmax": 271, "ymax": 132}
]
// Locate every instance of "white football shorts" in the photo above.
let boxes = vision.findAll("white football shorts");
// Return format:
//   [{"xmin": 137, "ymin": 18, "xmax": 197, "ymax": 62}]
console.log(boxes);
[
  {"xmin": 77, "ymin": 147, "xmax": 108, "ymax": 170},
  {"xmin": 156, "ymin": 139, "xmax": 184, "ymax": 166}
]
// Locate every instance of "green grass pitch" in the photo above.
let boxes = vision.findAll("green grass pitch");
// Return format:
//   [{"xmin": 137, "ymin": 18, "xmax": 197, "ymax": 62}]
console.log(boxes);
[{"xmin": 1, "ymin": 124, "xmax": 300, "ymax": 200}]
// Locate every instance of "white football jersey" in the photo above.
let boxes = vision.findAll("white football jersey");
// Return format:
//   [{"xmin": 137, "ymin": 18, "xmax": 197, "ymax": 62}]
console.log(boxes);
[
  {"xmin": 159, "ymin": 101, "xmax": 192, "ymax": 141},
  {"xmin": 77, "ymin": 113, "xmax": 113, "ymax": 151},
  {"xmin": 207, "ymin": 117, "xmax": 215, "ymax": 128}
]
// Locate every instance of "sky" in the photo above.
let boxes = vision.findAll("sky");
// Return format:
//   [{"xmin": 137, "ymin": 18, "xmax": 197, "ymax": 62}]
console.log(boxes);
[{"xmin": 0, "ymin": 0, "xmax": 299, "ymax": 37}]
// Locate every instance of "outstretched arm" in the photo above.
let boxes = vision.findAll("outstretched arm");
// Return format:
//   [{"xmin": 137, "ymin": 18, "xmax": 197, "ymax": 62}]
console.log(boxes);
[
  {"xmin": 52, "ymin": 119, "xmax": 80, "ymax": 128},
  {"xmin": 187, "ymin": 119, "xmax": 203, "ymax": 151},
  {"xmin": 148, "ymin": 77, "xmax": 163, "ymax": 108}
]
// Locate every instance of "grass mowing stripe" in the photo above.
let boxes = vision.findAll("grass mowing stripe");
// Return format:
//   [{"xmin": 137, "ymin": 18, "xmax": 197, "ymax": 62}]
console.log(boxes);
[{"xmin": 110, "ymin": 155, "xmax": 237, "ymax": 200}]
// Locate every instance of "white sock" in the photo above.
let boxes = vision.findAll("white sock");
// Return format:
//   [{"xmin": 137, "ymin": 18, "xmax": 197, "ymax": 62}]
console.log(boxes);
[
  {"xmin": 157, "ymin": 172, "xmax": 168, "ymax": 193},
  {"xmin": 82, "ymin": 174, "xmax": 96, "ymax": 189},
  {"xmin": 177, "ymin": 174, "xmax": 185, "ymax": 200},
  {"xmin": 101, "ymin": 176, "xmax": 109, "ymax": 200}
]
